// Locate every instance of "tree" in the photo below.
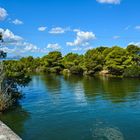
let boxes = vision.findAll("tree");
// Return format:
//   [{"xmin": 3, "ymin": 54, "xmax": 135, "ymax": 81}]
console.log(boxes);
[
  {"xmin": 63, "ymin": 53, "xmax": 84, "ymax": 74},
  {"xmin": 0, "ymin": 32, "xmax": 31, "ymax": 112},
  {"xmin": 0, "ymin": 32, "xmax": 4, "ymax": 42},
  {"xmin": 0, "ymin": 60, "xmax": 31, "ymax": 112},
  {"xmin": 105, "ymin": 47, "xmax": 131, "ymax": 76},
  {"xmin": 126, "ymin": 45, "xmax": 140, "ymax": 55},
  {"xmin": 84, "ymin": 48, "xmax": 104, "ymax": 75},
  {"xmin": 41, "ymin": 51, "xmax": 63, "ymax": 73}
]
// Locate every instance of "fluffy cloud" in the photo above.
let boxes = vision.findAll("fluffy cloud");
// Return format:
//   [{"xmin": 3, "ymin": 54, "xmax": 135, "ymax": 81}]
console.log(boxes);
[
  {"xmin": 49, "ymin": 27, "xmax": 70, "ymax": 34},
  {"xmin": 67, "ymin": 30, "xmax": 96, "ymax": 47},
  {"xmin": 0, "ymin": 7, "xmax": 8, "ymax": 21},
  {"xmin": 96, "ymin": 0, "xmax": 121, "ymax": 4},
  {"xmin": 0, "ymin": 28, "xmax": 23, "ymax": 44},
  {"xmin": 0, "ymin": 28, "xmax": 46, "ymax": 54},
  {"xmin": 128, "ymin": 42, "xmax": 140, "ymax": 47},
  {"xmin": 46, "ymin": 43, "xmax": 61, "ymax": 50},
  {"xmin": 38, "ymin": 26, "xmax": 47, "ymax": 31},
  {"xmin": 12, "ymin": 19, "xmax": 23, "ymax": 25}
]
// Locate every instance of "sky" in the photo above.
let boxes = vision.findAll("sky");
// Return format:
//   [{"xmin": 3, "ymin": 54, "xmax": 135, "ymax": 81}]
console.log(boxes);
[{"xmin": 0, "ymin": 0, "xmax": 140, "ymax": 57}]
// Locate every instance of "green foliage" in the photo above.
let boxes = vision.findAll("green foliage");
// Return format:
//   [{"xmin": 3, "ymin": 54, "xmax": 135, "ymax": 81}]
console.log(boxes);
[
  {"xmin": 41, "ymin": 51, "xmax": 63, "ymax": 73},
  {"xmin": 0, "ymin": 60, "xmax": 31, "ymax": 112},
  {"xmin": 126, "ymin": 45, "xmax": 140, "ymax": 55},
  {"xmin": 105, "ymin": 47, "xmax": 131, "ymax": 76},
  {"xmin": 3, "ymin": 46, "xmax": 140, "ymax": 78},
  {"xmin": 123, "ymin": 65, "xmax": 140, "ymax": 78},
  {"xmin": 4, "ymin": 60, "xmax": 31, "ymax": 86},
  {"xmin": 84, "ymin": 48, "xmax": 104, "ymax": 75},
  {"xmin": 63, "ymin": 53, "xmax": 84, "ymax": 74}
]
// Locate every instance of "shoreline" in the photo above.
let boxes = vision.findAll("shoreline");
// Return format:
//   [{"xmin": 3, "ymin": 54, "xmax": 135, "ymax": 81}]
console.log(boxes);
[{"xmin": 0, "ymin": 121, "xmax": 21, "ymax": 140}]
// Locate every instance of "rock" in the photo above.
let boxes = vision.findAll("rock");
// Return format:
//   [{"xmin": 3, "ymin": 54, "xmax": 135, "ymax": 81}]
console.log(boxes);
[
  {"xmin": 93, "ymin": 127, "xmax": 124, "ymax": 140},
  {"xmin": 0, "ymin": 121, "xmax": 22, "ymax": 140}
]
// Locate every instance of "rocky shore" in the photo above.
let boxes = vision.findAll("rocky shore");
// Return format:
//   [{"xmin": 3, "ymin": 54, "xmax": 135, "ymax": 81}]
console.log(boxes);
[{"xmin": 0, "ymin": 121, "xmax": 21, "ymax": 140}]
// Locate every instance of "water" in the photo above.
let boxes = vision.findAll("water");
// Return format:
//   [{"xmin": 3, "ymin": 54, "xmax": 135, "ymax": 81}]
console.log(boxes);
[{"xmin": 1, "ymin": 74, "xmax": 140, "ymax": 140}]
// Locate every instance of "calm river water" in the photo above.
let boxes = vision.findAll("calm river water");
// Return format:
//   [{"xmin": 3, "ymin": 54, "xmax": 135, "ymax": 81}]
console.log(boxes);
[{"xmin": 1, "ymin": 74, "xmax": 140, "ymax": 140}]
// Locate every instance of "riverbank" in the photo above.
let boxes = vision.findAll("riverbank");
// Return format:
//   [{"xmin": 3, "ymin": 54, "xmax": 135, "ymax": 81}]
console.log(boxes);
[{"xmin": 0, "ymin": 121, "xmax": 21, "ymax": 140}]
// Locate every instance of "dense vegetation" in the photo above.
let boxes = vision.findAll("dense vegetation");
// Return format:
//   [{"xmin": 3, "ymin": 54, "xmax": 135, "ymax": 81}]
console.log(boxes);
[
  {"xmin": 0, "ymin": 55, "xmax": 31, "ymax": 112},
  {"xmin": 0, "ymin": 33, "xmax": 30, "ymax": 112},
  {"xmin": 4, "ymin": 45, "xmax": 140, "ymax": 78}
]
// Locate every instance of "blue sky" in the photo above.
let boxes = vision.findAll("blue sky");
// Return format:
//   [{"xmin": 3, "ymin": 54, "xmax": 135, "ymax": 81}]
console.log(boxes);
[{"xmin": 0, "ymin": 0, "xmax": 140, "ymax": 57}]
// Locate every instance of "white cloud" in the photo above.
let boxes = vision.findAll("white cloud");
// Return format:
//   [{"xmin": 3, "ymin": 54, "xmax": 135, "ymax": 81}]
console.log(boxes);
[
  {"xmin": 128, "ymin": 42, "xmax": 140, "ymax": 47},
  {"xmin": 0, "ymin": 28, "xmax": 47, "ymax": 54},
  {"xmin": 0, "ymin": 7, "xmax": 8, "ymax": 21},
  {"xmin": 46, "ymin": 43, "xmax": 61, "ymax": 50},
  {"xmin": 66, "ymin": 30, "xmax": 96, "ymax": 47},
  {"xmin": 0, "ymin": 28, "xmax": 23, "ymax": 44},
  {"xmin": 12, "ymin": 19, "xmax": 23, "ymax": 25},
  {"xmin": 38, "ymin": 26, "xmax": 47, "ymax": 31},
  {"xmin": 49, "ymin": 27, "xmax": 70, "ymax": 34},
  {"xmin": 135, "ymin": 26, "xmax": 140, "ymax": 30},
  {"xmin": 96, "ymin": 0, "xmax": 121, "ymax": 4}
]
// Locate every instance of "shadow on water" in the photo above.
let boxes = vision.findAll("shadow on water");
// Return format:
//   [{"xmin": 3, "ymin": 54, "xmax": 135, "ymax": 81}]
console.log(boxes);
[{"xmin": 0, "ymin": 105, "xmax": 30, "ymax": 137}]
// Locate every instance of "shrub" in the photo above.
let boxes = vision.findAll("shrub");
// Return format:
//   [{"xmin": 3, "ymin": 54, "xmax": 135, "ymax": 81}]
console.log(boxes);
[{"xmin": 123, "ymin": 65, "xmax": 140, "ymax": 78}]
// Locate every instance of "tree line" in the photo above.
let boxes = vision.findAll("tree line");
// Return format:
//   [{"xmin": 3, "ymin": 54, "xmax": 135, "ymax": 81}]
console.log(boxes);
[{"xmin": 4, "ymin": 45, "xmax": 140, "ymax": 78}]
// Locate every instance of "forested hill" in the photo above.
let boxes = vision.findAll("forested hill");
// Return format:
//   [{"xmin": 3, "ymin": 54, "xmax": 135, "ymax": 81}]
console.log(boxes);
[{"xmin": 4, "ymin": 45, "xmax": 140, "ymax": 78}]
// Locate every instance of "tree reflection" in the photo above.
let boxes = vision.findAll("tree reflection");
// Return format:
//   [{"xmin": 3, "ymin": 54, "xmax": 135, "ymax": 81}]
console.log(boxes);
[
  {"xmin": 101, "ymin": 77, "xmax": 140, "ymax": 103},
  {"xmin": 83, "ymin": 76, "xmax": 140, "ymax": 103},
  {"xmin": 63, "ymin": 74, "xmax": 83, "ymax": 85},
  {"xmin": 41, "ymin": 74, "xmax": 62, "ymax": 94},
  {"xmin": 0, "ymin": 105, "xmax": 30, "ymax": 137},
  {"xmin": 83, "ymin": 76, "xmax": 104, "ymax": 100},
  {"xmin": 42, "ymin": 74, "xmax": 140, "ymax": 104}
]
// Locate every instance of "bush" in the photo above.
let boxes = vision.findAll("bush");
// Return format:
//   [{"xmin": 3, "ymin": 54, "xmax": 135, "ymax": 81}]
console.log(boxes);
[
  {"xmin": 123, "ymin": 65, "xmax": 140, "ymax": 78},
  {"xmin": 0, "ymin": 93, "xmax": 13, "ymax": 112},
  {"xmin": 70, "ymin": 66, "xmax": 83, "ymax": 75}
]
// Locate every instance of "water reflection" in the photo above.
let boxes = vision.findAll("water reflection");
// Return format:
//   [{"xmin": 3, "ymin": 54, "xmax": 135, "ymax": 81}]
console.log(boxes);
[
  {"xmin": 41, "ymin": 74, "xmax": 62, "ymax": 94},
  {"xmin": 1, "ymin": 75, "xmax": 140, "ymax": 140},
  {"xmin": 42, "ymin": 74, "xmax": 140, "ymax": 103},
  {"xmin": 83, "ymin": 76, "xmax": 103, "ymax": 100},
  {"xmin": 0, "ymin": 106, "xmax": 30, "ymax": 137},
  {"xmin": 82, "ymin": 76, "xmax": 140, "ymax": 103},
  {"xmin": 99, "ymin": 76, "xmax": 140, "ymax": 103},
  {"xmin": 64, "ymin": 75, "xmax": 87, "ymax": 106}
]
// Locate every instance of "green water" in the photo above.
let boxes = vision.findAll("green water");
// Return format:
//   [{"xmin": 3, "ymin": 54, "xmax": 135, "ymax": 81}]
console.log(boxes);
[{"xmin": 1, "ymin": 74, "xmax": 140, "ymax": 140}]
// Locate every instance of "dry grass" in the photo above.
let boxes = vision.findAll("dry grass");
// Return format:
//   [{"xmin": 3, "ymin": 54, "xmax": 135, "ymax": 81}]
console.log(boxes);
[{"xmin": 0, "ymin": 92, "xmax": 14, "ymax": 112}]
